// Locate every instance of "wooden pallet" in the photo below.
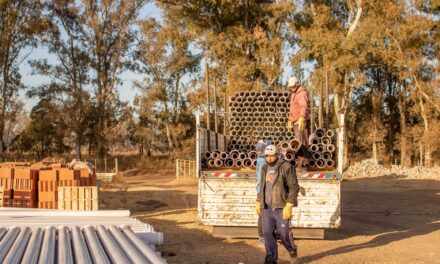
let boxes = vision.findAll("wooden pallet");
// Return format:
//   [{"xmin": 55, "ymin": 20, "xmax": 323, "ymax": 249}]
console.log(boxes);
[
  {"xmin": 0, "ymin": 186, "xmax": 3, "ymax": 207},
  {"xmin": 58, "ymin": 186, "xmax": 98, "ymax": 211}
]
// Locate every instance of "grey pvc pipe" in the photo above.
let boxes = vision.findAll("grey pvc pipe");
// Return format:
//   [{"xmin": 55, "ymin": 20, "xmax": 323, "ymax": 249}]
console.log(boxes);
[
  {"xmin": 108, "ymin": 226, "xmax": 149, "ymax": 264},
  {"xmin": 248, "ymin": 151, "xmax": 258, "ymax": 160},
  {"xmin": 0, "ymin": 226, "xmax": 21, "ymax": 262},
  {"xmin": 289, "ymin": 139, "xmax": 301, "ymax": 151},
  {"xmin": 38, "ymin": 226, "xmax": 56, "ymax": 264},
  {"xmin": 310, "ymin": 144, "xmax": 319, "ymax": 152},
  {"xmin": 203, "ymin": 151, "xmax": 212, "ymax": 159},
  {"xmin": 21, "ymin": 227, "xmax": 43, "ymax": 264},
  {"xmin": 234, "ymin": 160, "xmax": 243, "ymax": 167},
  {"xmin": 57, "ymin": 226, "xmax": 74, "ymax": 264},
  {"xmin": 239, "ymin": 152, "xmax": 248, "ymax": 160},
  {"xmin": 96, "ymin": 225, "xmax": 130, "ymax": 264},
  {"xmin": 309, "ymin": 160, "xmax": 316, "ymax": 167},
  {"xmin": 213, "ymin": 159, "xmax": 223, "ymax": 167},
  {"xmin": 327, "ymin": 144, "xmax": 336, "ymax": 153},
  {"xmin": 326, "ymin": 129, "xmax": 335, "ymax": 138},
  {"xmin": 322, "ymin": 152, "xmax": 333, "ymax": 160},
  {"xmin": 220, "ymin": 152, "xmax": 229, "ymax": 159},
  {"xmin": 0, "ymin": 227, "xmax": 7, "ymax": 241},
  {"xmin": 316, "ymin": 159, "xmax": 325, "ymax": 168},
  {"xmin": 244, "ymin": 159, "xmax": 253, "ymax": 167},
  {"xmin": 284, "ymin": 152, "xmax": 295, "ymax": 161},
  {"xmin": 3, "ymin": 227, "xmax": 31, "ymax": 264},
  {"xmin": 83, "ymin": 225, "xmax": 111, "ymax": 264},
  {"xmin": 313, "ymin": 152, "xmax": 322, "ymax": 160},
  {"xmin": 211, "ymin": 151, "xmax": 220, "ymax": 159},
  {"xmin": 280, "ymin": 141, "xmax": 290, "ymax": 151},
  {"xmin": 315, "ymin": 129, "xmax": 325, "ymax": 138},
  {"xmin": 322, "ymin": 137, "xmax": 331, "ymax": 145},
  {"xmin": 70, "ymin": 226, "xmax": 93, "ymax": 264},
  {"xmin": 326, "ymin": 159, "xmax": 336, "ymax": 167},
  {"xmin": 225, "ymin": 159, "xmax": 234, "ymax": 167},
  {"xmin": 207, "ymin": 159, "xmax": 215, "ymax": 167}
]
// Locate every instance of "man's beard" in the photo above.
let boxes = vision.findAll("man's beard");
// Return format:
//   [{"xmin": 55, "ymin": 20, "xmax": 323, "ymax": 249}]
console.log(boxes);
[{"xmin": 267, "ymin": 159, "xmax": 278, "ymax": 166}]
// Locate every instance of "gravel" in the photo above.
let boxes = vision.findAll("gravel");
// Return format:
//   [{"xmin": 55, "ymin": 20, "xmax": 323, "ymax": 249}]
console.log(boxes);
[{"xmin": 345, "ymin": 159, "xmax": 440, "ymax": 180}]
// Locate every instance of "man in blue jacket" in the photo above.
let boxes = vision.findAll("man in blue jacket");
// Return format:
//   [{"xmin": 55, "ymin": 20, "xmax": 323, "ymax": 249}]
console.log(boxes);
[
  {"xmin": 255, "ymin": 140, "xmax": 271, "ymax": 244},
  {"xmin": 256, "ymin": 145, "xmax": 299, "ymax": 264}
]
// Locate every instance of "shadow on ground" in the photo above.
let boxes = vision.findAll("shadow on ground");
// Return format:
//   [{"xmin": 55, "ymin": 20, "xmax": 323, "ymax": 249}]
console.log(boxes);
[{"xmin": 301, "ymin": 178, "xmax": 440, "ymax": 263}]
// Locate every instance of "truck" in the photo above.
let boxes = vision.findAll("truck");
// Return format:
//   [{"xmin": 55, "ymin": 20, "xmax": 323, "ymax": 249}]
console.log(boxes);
[{"xmin": 196, "ymin": 90, "xmax": 343, "ymax": 239}]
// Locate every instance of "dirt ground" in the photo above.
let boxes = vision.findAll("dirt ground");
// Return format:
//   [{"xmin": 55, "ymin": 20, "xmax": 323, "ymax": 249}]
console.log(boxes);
[{"xmin": 100, "ymin": 171, "xmax": 440, "ymax": 264}]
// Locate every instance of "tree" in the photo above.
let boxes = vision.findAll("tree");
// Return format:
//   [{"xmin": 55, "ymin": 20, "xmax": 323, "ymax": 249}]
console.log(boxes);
[
  {"xmin": 157, "ymin": 1, "xmax": 295, "ymax": 94},
  {"xmin": 30, "ymin": 0, "xmax": 92, "ymax": 160},
  {"xmin": 136, "ymin": 15, "xmax": 200, "ymax": 152},
  {"xmin": 81, "ymin": 0, "xmax": 146, "ymax": 158},
  {"xmin": 0, "ymin": 0, "xmax": 47, "ymax": 161}
]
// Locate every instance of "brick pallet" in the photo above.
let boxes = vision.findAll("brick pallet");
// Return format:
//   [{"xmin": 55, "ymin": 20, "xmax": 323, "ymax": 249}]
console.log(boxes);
[
  {"xmin": 0, "ymin": 167, "xmax": 13, "ymax": 207},
  {"xmin": 38, "ymin": 168, "xmax": 81, "ymax": 209},
  {"xmin": 58, "ymin": 186, "xmax": 98, "ymax": 210},
  {"xmin": 11, "ymin": 167, "xmax": 38, "ymax": 208},
  {"xmin": 0, "ymin": 186, "xmax": 4, "ymax": 207}
]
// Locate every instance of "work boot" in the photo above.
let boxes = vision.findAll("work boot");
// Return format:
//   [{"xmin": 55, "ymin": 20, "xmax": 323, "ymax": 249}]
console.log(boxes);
[{"xmin": 289, "ymin": 251, "xmax": 299, "ymax": 264}]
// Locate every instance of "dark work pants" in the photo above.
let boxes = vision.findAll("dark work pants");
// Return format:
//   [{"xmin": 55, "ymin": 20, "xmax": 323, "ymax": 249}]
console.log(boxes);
[
  {"xmin": 294, "ymin": 121, "xmax": 311, "ymax": 166},
  {"xmin": 263, "ymin": 206, "xmax": 297, "ymax": 263},
  {"xmin": 258, "ymin": 212, "xmax": 263, "ymax": 237}
]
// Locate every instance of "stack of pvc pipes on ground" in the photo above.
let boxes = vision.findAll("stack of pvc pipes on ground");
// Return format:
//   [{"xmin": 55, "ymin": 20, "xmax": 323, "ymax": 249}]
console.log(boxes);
[{"xmin": 308, "ymin": 128, "xmax": 336, "ymax": 168}]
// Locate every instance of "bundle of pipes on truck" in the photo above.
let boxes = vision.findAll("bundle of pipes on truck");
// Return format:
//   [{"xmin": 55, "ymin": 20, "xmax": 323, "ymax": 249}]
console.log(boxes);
[{"xmin": 202, "ymin": 90, "xmax": 337, "ymax": 170}]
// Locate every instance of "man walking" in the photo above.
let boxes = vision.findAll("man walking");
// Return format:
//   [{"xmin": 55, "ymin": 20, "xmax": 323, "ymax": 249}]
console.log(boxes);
[
  {"xmin": 256, "ymin": 145, "xmax": 299, "ymax": 264},
  {"xmin": 288, "ymin": 76, "xmax": 311, "ymax": 172},
  {"xmin": 255, "ymin": 140, "xmax": 271, "ymax": 244}
]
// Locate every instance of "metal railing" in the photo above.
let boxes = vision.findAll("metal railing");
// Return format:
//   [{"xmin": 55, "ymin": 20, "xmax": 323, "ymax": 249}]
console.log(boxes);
[{"xmin": 176, "ymin": 159, "xmax": 196, "ymax": 179}]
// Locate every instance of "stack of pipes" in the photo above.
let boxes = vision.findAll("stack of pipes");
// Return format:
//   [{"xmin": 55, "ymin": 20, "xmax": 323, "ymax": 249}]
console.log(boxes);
[
  {"xmin": 228, "ymin": 91, "xmax": 293, "ymax": 151},
  {"xmin": 203, "ymin": 90, "xmax": 296, "ymax": 169},
  {"xmin": 308, "ymin": 128, "xmax": 336, "ymax": 168},
  {"xmin": 204, "ymin": 150, "xmax": 258, "ymax": 169}
]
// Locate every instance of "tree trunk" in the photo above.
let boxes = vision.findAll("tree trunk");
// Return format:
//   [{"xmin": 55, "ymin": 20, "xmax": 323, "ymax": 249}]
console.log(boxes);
[
  {"xmin": 75, "ymin": 135, "xmax": 82, "ymax": 160},
  {"xmin": 165, "ymin": 123, "xmax": 173, "ymax": 150},
  {"xmin": 419, "ymin": 95, "xmax": 432, "ymax": 167},
  {"xmin": 398, "ymin": 85, "xmax": 411, "ymax": 167},
  {"xmin": 371, "ymin": 69, "xmax": 383, "ymax": 160}
]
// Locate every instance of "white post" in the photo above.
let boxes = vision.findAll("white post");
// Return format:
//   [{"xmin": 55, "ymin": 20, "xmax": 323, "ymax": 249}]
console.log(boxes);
[
  {"xmin": 196, "ymin": 113, "xmax": 201, "ymax": 178},
  {"xmin": 337, "ymin": 113, "xmax": 345, "ymax": 175},
  {"xmin": 176, "ymin": 159, "xmax": 179, "ymax": 179}
]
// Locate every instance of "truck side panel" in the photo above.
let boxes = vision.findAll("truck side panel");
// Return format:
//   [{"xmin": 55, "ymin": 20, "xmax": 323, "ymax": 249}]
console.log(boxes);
[{"xmin": 198, "ymin": 177, "xmax": 341, "ymax": 228}]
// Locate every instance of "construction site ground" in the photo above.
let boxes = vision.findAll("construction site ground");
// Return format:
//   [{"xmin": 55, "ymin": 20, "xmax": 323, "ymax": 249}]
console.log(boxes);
[{"xmin": 100, "ymin": 169, "xmax": 440, "ymax": 264}]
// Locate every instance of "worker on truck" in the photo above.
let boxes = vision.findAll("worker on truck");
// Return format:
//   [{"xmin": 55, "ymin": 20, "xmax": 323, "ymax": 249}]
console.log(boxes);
[
  {"xmin": 287, "ymin": 76, "xmax": 311, "ymax": 173},
  {"xmin": 256, "ymin": 145, "xmax": 299, "ymax": 264},
  {"xmin": 255, "ymin": 140, "xmax": 271, "ymax": 245}
]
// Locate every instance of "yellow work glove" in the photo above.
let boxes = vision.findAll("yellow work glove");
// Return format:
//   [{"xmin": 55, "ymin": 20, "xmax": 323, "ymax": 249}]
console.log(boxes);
[
  {"xmin": 282, "ymin": 203, "xmax": 294, "ymax": 220},
  {"xmin": 295, "ymin": 117, "xmax": 305, "ymax": 132},
  {"xmin": 287, "ymin": 121, "xmax": 293, "ymax": 132},
  {"xmin": 256, "ymin": 201, "xmax": 261, "ymax": 215}
]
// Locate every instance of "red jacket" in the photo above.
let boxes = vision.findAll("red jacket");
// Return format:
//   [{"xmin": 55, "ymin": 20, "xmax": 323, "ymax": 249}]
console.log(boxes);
[{"xmin": 289, "ymin": 86, "xmax": 310, "ymax": 122}]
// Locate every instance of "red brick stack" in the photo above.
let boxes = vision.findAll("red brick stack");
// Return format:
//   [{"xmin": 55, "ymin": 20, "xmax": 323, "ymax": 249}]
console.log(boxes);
[
  {"xmin": 11, "ymin": 167, "xmax": 38, "ymax": 208},
  {"xmin": 0, "ymin": 167, "xmax": 13, "ymax": 207},
  {"xmin": 0, "ymin": 162, "xmax": 97, "ymax": 209}
]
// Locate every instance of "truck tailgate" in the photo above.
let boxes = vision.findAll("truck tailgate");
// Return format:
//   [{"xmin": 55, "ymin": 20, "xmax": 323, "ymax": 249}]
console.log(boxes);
[{"xmin": 198, "ymin": 174, "xmax": 341, "ymax": 228}]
